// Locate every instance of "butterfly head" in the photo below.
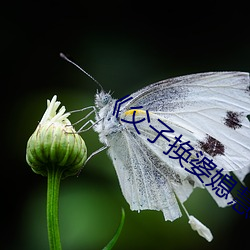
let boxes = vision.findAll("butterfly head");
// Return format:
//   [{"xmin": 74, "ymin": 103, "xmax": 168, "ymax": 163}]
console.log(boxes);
[{"xmin": 95, "ymin": 90, "xmax": 113, "ymax": 109}]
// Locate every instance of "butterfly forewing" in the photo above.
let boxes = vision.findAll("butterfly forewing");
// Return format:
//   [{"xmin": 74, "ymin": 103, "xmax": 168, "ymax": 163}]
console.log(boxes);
[{"xmin": 120, "ymin": 72, "xmax": 250, "ymax": 173}]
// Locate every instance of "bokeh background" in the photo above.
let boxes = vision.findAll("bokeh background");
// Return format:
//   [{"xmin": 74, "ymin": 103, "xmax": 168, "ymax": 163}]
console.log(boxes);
[{"xmin": 2, "ymin": 2, "xmax": 250, "ymax": 250}]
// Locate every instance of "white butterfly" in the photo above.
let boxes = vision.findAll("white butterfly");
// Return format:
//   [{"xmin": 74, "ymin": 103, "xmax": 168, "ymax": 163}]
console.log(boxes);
[
  {"xmin": 60, "ymin": 53, "xmax": 250, "ymax": 242},
  {"xmin": 88, "ymin": 72, "xmax": 250, "ymax": 241}
]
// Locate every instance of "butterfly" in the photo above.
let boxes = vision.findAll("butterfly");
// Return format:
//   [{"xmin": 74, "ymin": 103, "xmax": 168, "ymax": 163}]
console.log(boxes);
[
  {"xmin": 91, "ymin": 72, "xmax": 250, "ymax": 241},
  {"xmin": 61, "ymin": 55, "xmax": 250, "ymax": 241}
]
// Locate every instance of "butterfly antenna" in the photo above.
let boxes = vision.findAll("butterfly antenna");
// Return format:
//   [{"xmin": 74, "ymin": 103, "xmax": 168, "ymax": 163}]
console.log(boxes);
[{"xmin": 60, "ymin": 53, "xmax": 104, "ymax": 91}]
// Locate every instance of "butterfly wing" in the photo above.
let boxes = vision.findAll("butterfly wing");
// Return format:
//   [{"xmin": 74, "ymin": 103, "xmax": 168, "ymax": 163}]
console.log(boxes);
[
  {"xmin": 106, "ymin": 126, "xmax": 196, "ymax": 221},
  {"xmin": 120, "ymin": 72, "xmax": 250, "ymax": 175}
]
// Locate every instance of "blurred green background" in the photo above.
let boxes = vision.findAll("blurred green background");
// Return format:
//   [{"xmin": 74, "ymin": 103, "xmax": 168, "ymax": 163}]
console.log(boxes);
[{"xmin": 2, "ymin": 2, "xmax": 250, "ymax": 250}]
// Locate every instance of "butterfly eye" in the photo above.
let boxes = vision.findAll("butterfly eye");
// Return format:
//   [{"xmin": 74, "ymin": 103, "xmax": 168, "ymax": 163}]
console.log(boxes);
[
  {"xmin": 103, "ymin": 94, "xmax": 111, "ymax": 105},
  {"xmin": 95, "ymin": 92, "xmax": 112, "ymax": 108}
]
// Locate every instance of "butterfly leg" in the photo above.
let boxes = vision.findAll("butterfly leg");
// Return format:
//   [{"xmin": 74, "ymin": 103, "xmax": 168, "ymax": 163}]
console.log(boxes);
[
  {"xmin": 76, "ymin": 119, "xmax": 95, "ymax": 132},
  {"xmin": 70, "ymin": 106, "xmax": 96, "ymax": 126},
  {"xmin": 68, "ymin": 106, "xmax": 101, "ymax": 132},
  {"xmin": 76, "ymin": 117, "xmax": 104, "ymax": 133},
  {"xmin": 77, "ymin": 145, "xmax": 108, "ymax": 176},
  {"xmin": 85, "ymin": 145, "xmax": 108, "ymax": 165}
]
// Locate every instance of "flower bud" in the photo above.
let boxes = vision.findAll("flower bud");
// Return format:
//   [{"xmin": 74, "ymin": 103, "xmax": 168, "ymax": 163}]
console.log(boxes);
[{"xmin": 26, "ymin": 95, "xmax": 87, "ymax": 178}]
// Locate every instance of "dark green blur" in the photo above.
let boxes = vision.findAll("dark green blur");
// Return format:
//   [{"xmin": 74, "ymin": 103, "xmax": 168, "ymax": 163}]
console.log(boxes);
[{"xmin": 3, "ymin": 2, "xmax": 250, "ymax": 250}]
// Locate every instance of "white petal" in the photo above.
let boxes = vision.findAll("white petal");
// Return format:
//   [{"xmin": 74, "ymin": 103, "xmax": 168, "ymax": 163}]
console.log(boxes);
[
  {"xmin": 188, "ymin": 215, "xmax": 213, "ymax": 242},
  {"xmin": 40, "ymin": 95, "xmax": 71, "ymax": 125}
]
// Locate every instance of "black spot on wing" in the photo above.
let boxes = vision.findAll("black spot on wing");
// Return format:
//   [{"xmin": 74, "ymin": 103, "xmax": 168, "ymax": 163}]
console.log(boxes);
[
  {"xmin": 247, "ymin": 115, "xmax": 250, "ymax": 122},
  {"xmin": 198, "ymin": 135, "xmax": 225, "ymax": 157},
  {"xmin": 186, "ymin": 177, "xmax": 195, "ymax": 187},
  {"xmin": 224, "ymin": 111, "xmax": 243, "ymax": 130}
]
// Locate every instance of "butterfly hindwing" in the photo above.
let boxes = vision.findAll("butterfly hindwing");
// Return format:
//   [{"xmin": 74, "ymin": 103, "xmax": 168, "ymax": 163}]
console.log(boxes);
[{"xmin": 107, "ymin": 128, "xmax": 183, "ymax": 221}]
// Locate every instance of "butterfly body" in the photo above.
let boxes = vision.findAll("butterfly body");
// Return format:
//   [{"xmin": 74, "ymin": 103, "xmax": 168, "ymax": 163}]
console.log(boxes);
[{"xmin": 94, "ymin": 92, "xmax": 124, "ymax": 144}]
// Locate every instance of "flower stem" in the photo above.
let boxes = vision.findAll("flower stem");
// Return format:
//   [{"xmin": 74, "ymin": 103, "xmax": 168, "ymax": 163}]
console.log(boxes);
[{"xmin": 47, "ymin": 165, "xmax": 63, "ymax": 250}]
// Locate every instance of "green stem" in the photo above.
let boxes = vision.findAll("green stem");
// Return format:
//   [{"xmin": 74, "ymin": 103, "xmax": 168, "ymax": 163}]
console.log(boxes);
[{"xmin": 47, "ymin": 165, "xmax": 63, "ymax": 250}]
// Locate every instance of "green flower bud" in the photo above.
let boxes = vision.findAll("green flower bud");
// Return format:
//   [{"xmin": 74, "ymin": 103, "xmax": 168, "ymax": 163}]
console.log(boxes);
[{"xmin": 26, "ymin": 95, "xmax": 87, "ymax": 178}]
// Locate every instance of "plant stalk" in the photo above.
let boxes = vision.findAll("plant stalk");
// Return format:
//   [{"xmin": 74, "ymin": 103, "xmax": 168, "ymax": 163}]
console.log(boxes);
[{"xmin": 47, "ymin": 165, "xmax": 63, "ymax": 250}]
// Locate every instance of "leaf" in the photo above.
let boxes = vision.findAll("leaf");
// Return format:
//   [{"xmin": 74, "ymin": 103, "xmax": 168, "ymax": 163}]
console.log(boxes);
[{"xmin": 102, "ymin": 208, "xmax": 125, "ymax": 250}]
